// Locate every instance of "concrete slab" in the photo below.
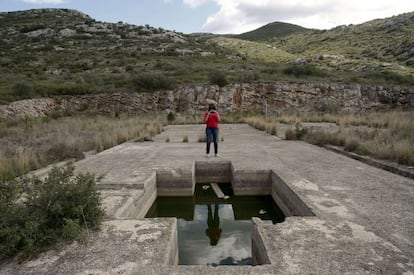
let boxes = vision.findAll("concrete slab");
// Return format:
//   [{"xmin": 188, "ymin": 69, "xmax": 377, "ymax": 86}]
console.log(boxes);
[
  {"xmin": 2, "ymin": 124, "xmax": 414, "ymax": 274},
  {"xmin": 210, "ymin": 183, "xmax": 225, "ymax": 198},
  {"xmin": 1, "ymin": 218, "xmax": 178, "ymax": 274}
]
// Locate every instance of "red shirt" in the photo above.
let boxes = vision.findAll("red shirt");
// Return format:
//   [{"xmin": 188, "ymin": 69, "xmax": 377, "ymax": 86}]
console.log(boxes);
[{"xmin": 204, "ymin": 111, "xmax": 221, "ymax": 128}]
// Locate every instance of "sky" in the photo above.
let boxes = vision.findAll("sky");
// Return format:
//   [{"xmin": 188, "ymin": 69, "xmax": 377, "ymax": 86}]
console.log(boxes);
[{"xmin": 1, "ymin": 0, "xmax": 414, "ymax": 34}]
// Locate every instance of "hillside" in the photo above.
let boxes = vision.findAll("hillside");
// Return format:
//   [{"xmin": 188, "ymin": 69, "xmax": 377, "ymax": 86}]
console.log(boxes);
[
  {"xmin": 270, "ymin": 12, "xmax": 414, "ymax": 72},
  {"xmin": 0, "ymin": 9, "xmax": 413, "ymax": 103},
  {"xmin": 0, "ymin": 9, "xmax": 252, "ymax": 102},
  {"xmin": 215, "ymin": 12, "xmax": 414, "ymax": 85},
  {"xmin": 234, "ymin": 22, "xmax": 310, "ymax": 41}
]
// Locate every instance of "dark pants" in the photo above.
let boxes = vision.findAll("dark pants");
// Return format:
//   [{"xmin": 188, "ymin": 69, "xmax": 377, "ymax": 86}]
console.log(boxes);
[{"xmin": 206, "ymin": 127, "xmax": 218, "ymax": 154}]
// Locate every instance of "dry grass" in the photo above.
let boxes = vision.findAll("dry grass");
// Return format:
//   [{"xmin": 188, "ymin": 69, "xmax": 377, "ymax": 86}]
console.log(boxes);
[
  {"xmin": 243, "ymin": 111, "xmax": 413, "ymax": 166},
  {"xmin": 301, "ymin": 111, "xmax": 414, "ymax": 165},
  {"xmin": 245, "ymin": 117, "xmax": 278, "ymax": 136},
  {"xmin": 0, "ymin": 115, "xmax": 163, "ymax": 178}
]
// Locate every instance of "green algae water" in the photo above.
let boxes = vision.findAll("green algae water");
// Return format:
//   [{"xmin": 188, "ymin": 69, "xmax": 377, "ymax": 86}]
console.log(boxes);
[{"xmin": 146, "ymin": 184, "xmax": 285, "ymax": 266}]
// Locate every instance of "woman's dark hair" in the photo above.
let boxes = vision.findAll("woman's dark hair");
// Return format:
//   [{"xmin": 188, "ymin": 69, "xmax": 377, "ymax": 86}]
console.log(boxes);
[{"xmin": 208, "ymin": 103, "xmax": 216, "ymax": 111}]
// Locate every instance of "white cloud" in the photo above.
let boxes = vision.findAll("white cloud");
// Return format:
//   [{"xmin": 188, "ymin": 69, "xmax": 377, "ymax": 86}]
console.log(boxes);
[
  {"xmin": 201, "ymin": 0, "xmax": 414, "ymax": 34},
  {"xmin": 21, "ymin": 0, "xmax": 65, "ymax": 4},
  {"xmin": 182, "ymin": 0, "xmax": 209, "ymax": 8}
]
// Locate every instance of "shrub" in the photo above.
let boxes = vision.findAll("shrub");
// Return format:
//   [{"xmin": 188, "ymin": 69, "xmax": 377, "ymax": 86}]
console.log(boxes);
[
  {"xmin": 318, "ymin": 101, "xmax": 342, "ymax": 113},
  {"xmin": 282, "ymin": 64, "xmax": 326, "ymax": 78},
  {"xmin": 284, "ymin": 123, "xmax": 308, "ymax": 140},
  {"xmin": 12, "ymin": 83, "xmax": 33, "ymax": 97},
  {"xmin": 366, "ymin": 70, "xmax": 414, "ymax": 86},
  {"xmin": 285, "ymin": 127, "xmax": 298, "ymax": 140},
  {"xmin": 46, "ymin": 142, "xmax": 84, "ymax": 162},
  {"xmin": 132, "ymin": 73, "xmax": 176, "ymax": 92},
  {"xmin": 34, "ymin": 83, "xmax": 92, "ymax": 96},
  {"xmin": 209, "ymin": 71, "xmax": 228, "ymax": 87},
  {"xmin": 344, "ymin": 139, "xmax": 360, "ymax": 152},
  {"xmin": 167, "ymin": 112, "xmax": 176, "ymax": 124},
  {"xmin": 0, "ymin": 165, "xmax": 104, "ymax": 260}
]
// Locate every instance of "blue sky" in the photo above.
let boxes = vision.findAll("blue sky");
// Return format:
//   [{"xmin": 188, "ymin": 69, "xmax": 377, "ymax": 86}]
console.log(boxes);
[{"xmin": 1, "ymin": 0, "xmax": 414, "ymax": 34}]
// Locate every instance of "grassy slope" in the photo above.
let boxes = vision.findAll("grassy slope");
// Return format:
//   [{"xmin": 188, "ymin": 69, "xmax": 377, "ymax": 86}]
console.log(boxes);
[
  {"xmin": 272, "ymin": 12, "xmax": 414, "ymax": 72},
  {"xmin": 0, "ymin": 9, "xmax": 413, "ymax": 102},
  {"xmin": 0, "ymin": 9, "xmax": 259, "ymax": 101},
  {"xmin": 234, "ymin": 22, "xmax": 310, "ymax": 41},
  {"xmin": 213, "ymin": 12, "xmax": 414, "ymax": 83},
  {"xmin": 211, "ymin": 37, "xmax": 294, "ymax": 63}
]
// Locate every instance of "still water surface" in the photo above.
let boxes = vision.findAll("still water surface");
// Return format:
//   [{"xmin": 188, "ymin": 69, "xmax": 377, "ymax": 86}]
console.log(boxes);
[{"xmin": 146, "ymin": 183, "xmax": 285, "ymax": 265}]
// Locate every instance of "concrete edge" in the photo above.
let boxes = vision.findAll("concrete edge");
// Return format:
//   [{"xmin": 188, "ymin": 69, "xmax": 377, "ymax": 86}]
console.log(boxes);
[
  {"xmin": 271, "ymin": 171, "xmax": 315, "ymax": 217},
  {"xmin": 324, "ymin": 145, "xmax": 414, "ymax": 180},
  {"xmin": 251, "ymin": 218, "xmax": 271, "ymax": 266}
]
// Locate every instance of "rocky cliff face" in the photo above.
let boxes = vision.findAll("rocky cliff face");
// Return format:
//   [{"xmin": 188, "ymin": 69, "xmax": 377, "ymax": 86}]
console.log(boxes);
[{"xmin": 0, "ymin": 82, "xmax": 413, "ymax": 119}]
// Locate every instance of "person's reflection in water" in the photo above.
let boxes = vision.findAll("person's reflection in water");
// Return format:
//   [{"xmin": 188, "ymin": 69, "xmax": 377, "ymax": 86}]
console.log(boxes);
[{"xmin": 205, "ymin": 204, "xmax": 222, "ymax": 246}]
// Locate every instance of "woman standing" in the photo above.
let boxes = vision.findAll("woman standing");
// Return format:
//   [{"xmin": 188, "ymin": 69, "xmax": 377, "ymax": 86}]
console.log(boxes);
[{"xmin": 203, "ymin": 103, "xmax": 221, "ymax": 157}]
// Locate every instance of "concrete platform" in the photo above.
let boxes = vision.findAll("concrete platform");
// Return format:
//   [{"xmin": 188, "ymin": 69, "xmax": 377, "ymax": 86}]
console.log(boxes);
[{"xmin": 1, "ymin": 124, "xmax": 413, "ymax": 274}]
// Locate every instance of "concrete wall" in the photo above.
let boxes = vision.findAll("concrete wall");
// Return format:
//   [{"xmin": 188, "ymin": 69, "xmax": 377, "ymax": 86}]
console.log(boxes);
[
  {"xmin": 195, "ymin": 161, "xmax": 232, "ymax": 184},
  {"xmin": 271, "ymin": 172, "xmax": 314, "ymax": 217},
  {"xmin": 136, "ymin": 173, "xmax": 158, "ymax": 219},
  {"xmin": 115, "ymin": 172, "xmax": 158, "ymax": 219},
  {"xmin": 165, "ymin": 218, "xmax": 179, "ymax": 265},
  {"xmin": 251, "ymin": 218, "xmax": 271, "ymax": 265},
  {"xmin": 232, "ymin": 169, "xmax": 272, "ymax": 196},
  {"xmin": 157, "ymin": 168, "xmax": 194, "ymax": 196}
]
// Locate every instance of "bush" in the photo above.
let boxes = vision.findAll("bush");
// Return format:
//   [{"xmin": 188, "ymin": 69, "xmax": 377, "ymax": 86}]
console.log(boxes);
[
  {"xmin": 132, "ymin": 73, "xmax": 176, "ymax": 92},
  {"xmin": 284, "ymin": 123, "xmax": 308, "ymax": 140},
  {"xmin": 318, "ymin": 101, "xmax": 342, "ymax": 113},
  {"xmin": 209, "ymin": 71, "xmax": 228, "ymax": 87},
  {"xmin": 34, "ymin": 83, "xmax": 93, "ymax": 96},
  {"xmin": 167, "ymin": 112, "xmax": 176, "ymax": 124},
  {"xmin": 366, "ymin": 70, "xmax": 414, "ymax": 86},
  {"xmin": 0, "ymin": 165, "xmax": 104, "ymax": 261},
  {"xmin": 282, "ymin": 64, "xmax": 326, "ymax": 78},
  {"xmin": 285, "ymin": 127, "xmax": 298, "ymax": 140},
  {"xmin": 12, "ymin": 83, "xmax": 33, "ymax": 97}
]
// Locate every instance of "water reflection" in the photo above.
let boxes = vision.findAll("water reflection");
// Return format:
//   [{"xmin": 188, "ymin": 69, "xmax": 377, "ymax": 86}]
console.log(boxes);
[
  {"xmin": 145, "ymin": 184, "xmax": 286, "ymax": 265},
  {"xmin": 178, "ymin": 204, "xmax": 251, "ymax": 265},
  {"xmin": 206, "ymin": 204, "xmax": 222, "ymax": 246}
]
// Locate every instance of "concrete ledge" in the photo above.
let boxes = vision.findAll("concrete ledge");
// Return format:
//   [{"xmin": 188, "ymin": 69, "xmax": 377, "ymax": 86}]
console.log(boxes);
[
  {"xmin": 251, "ymin": 218, "xmax": 271, "ymax": 266},
  {"xmin": 1, "ymin": 218, "xmax": 178, "ymax": 274},
  {"xmin": 325, "ymin": 145, "xmax": 414, "ymax": 180},
  {"xmin": 195, "ymin": 161, "xmax": 232, "ymax": 183},
  {"xmin": 232, "ymin": 170, "xmax": 271, "ymax": 196},
  {"xmin": 157, "ymin": 168, "xmax": 194, "ymax": 196},
  {"xmin": 271, "ymin": 171, "xmax": 315, "ymax": 217},
  {"xmin": 104, "ymin": 173, "xmax": 157, "ymax": 219},
  {"xmin": 100, "ymin": 189, "xmax": 144, "ymax": 219},
  {"xmin": 136, "ymin": 173, "xmax": 158, "ymax": 219}
]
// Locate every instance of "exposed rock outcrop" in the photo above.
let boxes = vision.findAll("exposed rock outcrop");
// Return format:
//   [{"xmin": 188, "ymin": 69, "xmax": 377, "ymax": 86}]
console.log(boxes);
[{"xmin": 0, "ymin": 82, "xmax": 413, "ymax": 119}]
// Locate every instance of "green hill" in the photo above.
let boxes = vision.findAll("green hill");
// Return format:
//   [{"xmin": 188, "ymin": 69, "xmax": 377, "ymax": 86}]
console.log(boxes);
[
  {"xmin": 234, "ymin": 22, "xmax": 310, "ymax": 41},
  {"xmin": 0, "ymin": 9, "xmax": 253, "ymax": 101},
  {"xmin": 0, "ymin": 9, "xmax": 413, "ymax": 103},
  {"xmin": 272, "ymin": 12, "xmax": 414, "ymax": 69}
]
